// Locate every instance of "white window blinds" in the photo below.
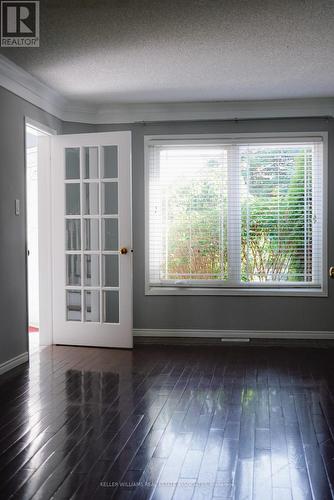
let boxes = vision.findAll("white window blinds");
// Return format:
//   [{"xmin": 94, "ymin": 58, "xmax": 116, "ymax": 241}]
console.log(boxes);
[{"xmin": 146, "ymin": 137, "xmax": 324, "ymax": 291}]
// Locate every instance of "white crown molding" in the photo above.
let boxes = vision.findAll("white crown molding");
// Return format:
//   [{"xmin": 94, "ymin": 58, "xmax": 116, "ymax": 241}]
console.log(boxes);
[
  {"xmin": 133, "ymin": 328, "xmax": 334, "ymax": 340},
  {"xmin": 0, "ymin": 55, "xmax": 97, "ymax": 121},
  {"xmin": 96, "ymin": 98, "xmax": 334, "ymax": 124},
  {"xmin": 1, "ymin": 55, "xmax": 334, "ymax": 124},
  {"xmin": 0, "ymin": 351, "xmax": 28, "ymax": 376},
  {"xmin": 0, "ymin": 54, "xmax": 66, "ymax": 119}
]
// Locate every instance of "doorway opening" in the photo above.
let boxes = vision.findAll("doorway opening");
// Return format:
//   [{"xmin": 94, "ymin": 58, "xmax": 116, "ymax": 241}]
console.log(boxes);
[{"xmin": 25, "ymin": 120, "xmax": 54, "ymax": 355}]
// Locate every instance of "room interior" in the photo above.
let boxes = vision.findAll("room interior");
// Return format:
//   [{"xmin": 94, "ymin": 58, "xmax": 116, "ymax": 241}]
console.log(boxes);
[{"xmin": 0, "ymin": 0, "xmax": 334, "ymax": 498}]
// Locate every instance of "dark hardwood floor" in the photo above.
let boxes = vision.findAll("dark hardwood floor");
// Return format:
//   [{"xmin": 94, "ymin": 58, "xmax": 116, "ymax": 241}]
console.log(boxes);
[{"xmin": 1, "ymin": 343, "xmax": 334, "ymax": 499}]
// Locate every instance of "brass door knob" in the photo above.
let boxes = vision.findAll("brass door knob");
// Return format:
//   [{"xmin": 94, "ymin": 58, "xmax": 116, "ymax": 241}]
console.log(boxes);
[
  {"xmin": 120, "ymin": 247, "xmax": 128, "ymax": 255},
  {"xmin": 329, "ymin": 267, "xmax": 334, "ymax": 279}
]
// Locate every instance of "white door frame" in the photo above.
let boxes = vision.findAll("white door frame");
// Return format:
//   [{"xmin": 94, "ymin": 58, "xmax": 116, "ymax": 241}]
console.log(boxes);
[
  {"xmin": 26, "ymin": 124, "xmax": 133, "ymax": 348},
  {"xmin": 25, "ymin": 117, "xmax": 57, "ymax": 347}
]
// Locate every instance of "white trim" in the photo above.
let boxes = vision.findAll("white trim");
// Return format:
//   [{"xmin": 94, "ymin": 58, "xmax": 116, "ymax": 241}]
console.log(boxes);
[
  {"xmin": 25, "ymin": 118, "xmax": 57, "ymax": 348},
  {"xmin": 0, "ymin": 55, "xmax": 97, "ymax": 121},
  {"xmin": 145, "ymin": 132, "xmax": 328, "ymax": 296},
  {"xmin": 144, "ymin": 132, "xmax": 326, "ymax": 142},
  {"xmin": 133, "ymin": 329, "xmax": 334, "ymax": 340},
  {"xmin": 227, "ymin": 145, "xmax": 240, "ymax": 283},
  {"xmin": 0, "ymin": 55, "xmax": 68, "ymax": 119},
  {"xmin": 146, "ymin": 287, "xmax": 327, "ymax": 297},
  {"xmin": 37, "ymin": 135, "xmax": 53, "ymax": 346},
  {"xmin": 1, "ymin": 55, "xmax": 334, "ymax": 123},
  {"xmin": 0, "ymin": 352, "xmax": 28, "ymax": 376},
  {"xmin": 321, "ymin": 133, "xmax": 329, "ymax": 295},
  {"xmin": 93, "ymin": 100, "xmax": 334, "ymax": 124},
  {"xmin": 26, "ymin": 118, "xmax": 56, "ymax": 136}
]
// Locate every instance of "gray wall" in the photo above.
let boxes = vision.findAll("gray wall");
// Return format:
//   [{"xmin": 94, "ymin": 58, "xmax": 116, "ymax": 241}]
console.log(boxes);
[
  {"xmin": 1, "ymin": 89, "xmax": 333, "ymax": 371},
  {"xmin": 91, "ymin": 118, "xmax": 333, "ymax": 332},
  {"xmin": 0, "ymin": 86, "xmax": 61, "ymax": 365}
]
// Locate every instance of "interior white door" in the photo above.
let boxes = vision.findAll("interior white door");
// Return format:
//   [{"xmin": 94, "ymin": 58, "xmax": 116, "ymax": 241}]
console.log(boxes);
[{"xmin": 51, "ymin": 131, "xmax": 132, "ymax": 348}]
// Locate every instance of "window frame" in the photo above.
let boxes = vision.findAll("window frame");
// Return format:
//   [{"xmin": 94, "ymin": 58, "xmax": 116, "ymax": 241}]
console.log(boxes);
[{"xmin": 144, "ymin": 132, "xmax": 328, "ymax": 297}]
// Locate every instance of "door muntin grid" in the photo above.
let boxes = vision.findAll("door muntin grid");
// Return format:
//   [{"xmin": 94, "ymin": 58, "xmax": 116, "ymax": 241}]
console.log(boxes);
[{"xmin": 64, "ymin": 146, "xmax": 120, "ymax": 324}]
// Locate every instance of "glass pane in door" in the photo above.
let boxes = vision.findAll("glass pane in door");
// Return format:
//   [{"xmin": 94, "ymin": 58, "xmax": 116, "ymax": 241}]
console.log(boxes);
[
  {"xmin": 103, "ymin": 182, "xmax": 118, "ymax": 215},
  {"xmin": 103, "ymin": 218, "xmax": 118, "ymax": 251},
  {"xmin": 66, "ymin": 290, "xmax": 81, "ymax": 321},
  {"xmin": 84, "ymin": 290, "xmax": 100, "ymax": 322},
  {"xmin": 84, "ymin": 147, "xmax": 99, "ymax": 179},
  {"xmin": 84, "ymin": 219, "xmax": 99, "ymax": 250},
  {"xmin": 66, "ymin": 255, "xmax": 81, "ymax": 285},
  {"xmin": 84, "ymin": 254, "xmax": 100, "ymax": 286},
  {"xmin": 66, "ymin": 184, "xmax": 80, "ymax": 215},
  {"xmin": 103, "ymin": 255, "xmax": 119, "ymax": 287},
  {"xmin": 103, "ymin": 146, "xmax": 118, "ymax": 178},
  {"xmin": 84, "ymin": 183, "xmax": 99, "ymax": 215},
  {"xmin": 103, "ymin": 290, "xmax": 119, "ymax": 323},
  {"xmin": 64, "ymin": 143, "xmax": 120, "ymax": 325},
  {"xmin": 66, "ymin": 219, "xmax": 81, "ymax": 250},
  {"xmin": 65, "ymin": 148, "xmax": 80, "ymax": 179}
]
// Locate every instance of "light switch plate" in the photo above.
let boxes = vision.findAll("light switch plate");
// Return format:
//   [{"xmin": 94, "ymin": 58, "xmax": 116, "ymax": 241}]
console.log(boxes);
[{"xmin": 15, "ymin": 199, "xmax": 20, "ymax": 216}]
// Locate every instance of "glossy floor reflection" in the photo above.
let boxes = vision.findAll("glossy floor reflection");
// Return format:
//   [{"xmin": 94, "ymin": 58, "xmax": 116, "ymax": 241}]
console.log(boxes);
[{"xmin": 0, "ymin": 344, "xmax": 334, "ymax": 499}]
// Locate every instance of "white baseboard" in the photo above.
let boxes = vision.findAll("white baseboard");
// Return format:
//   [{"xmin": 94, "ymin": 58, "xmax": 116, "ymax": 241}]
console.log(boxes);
[
  {"xmin": 133, "ymin": 329, "xmax": 334, "ymax": 340},
  {"xmin": 0, "ymin": 352, "xmax": 28, "ymax": 376}
]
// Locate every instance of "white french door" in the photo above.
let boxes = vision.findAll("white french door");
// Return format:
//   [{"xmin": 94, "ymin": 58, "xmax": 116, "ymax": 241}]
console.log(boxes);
[{"xmin": 51, "ymin": 132, "xmax": 133, "ymax": 348}]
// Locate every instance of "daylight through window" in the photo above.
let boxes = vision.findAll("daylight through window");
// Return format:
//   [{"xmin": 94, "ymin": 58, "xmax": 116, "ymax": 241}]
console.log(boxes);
[{"xmin": 147, "ymin": 136, "xmax": 324, "ymax": 294}]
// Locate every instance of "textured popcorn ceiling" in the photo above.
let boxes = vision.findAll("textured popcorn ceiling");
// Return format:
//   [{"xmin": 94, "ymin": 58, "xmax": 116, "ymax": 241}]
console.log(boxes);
[{"xmin": 1, "ymin": 0, "xmax": 334, "ymax": 104}]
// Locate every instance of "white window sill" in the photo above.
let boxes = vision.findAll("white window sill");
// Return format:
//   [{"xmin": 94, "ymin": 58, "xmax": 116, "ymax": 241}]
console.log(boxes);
[{"xmin": 146, "ymin": 286, "xmax": 328, "ymax": 297}]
